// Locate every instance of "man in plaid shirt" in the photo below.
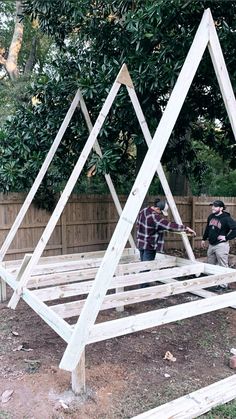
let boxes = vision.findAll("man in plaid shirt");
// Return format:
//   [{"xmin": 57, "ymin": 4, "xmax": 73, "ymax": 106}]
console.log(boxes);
[{"xmin": 137, "ymin": 198, "xmax": 196, "ymax": 262}]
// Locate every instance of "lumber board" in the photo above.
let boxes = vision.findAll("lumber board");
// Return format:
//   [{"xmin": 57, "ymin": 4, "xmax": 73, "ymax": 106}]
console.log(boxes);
[
  {"xmin": 7, "ymin": 254, "xmax": 139, "ymax": 278},
  {"xmin": 71, "ymin": 350, "xmax": 86, "ymax": 395},
  {"xmin": 79, "ymin": 91, "xmax": 136, "ymax": 249},
  {"xmin": 22, "ymin": 289, "xmax": 72, "ymax": 343},
  {"xmin": 208, "ymin": 11, "xmax": 236, "ymax": 139},
  {"xmin": 60, "ymin": 9, "xmax": 211, "ymax": 371},
  {"xmin": 127, "ymin": 85, "xmax": 195, "ymax": 261},
  {"xmin": 132, "ymin": 374, "xmax": 236, "ymax": 419},
  {"xmin": 0, "ymin": 279, "xmax": 7, "ymax": 302},
  {"xmin": 27, "ymin": 258, "xmax": 177, "ymax": 289},
  {"xmin": 3, "ymin": 248, "xmax": 138, "ymax": 268},
  {"xmin": 0, "ymin": 265, "xmax": 71, "ymax": 342},
  {"xmin": 51, "ymin": 268, "xmax": 236, "ymax": 318},
  {"xmin": 0, "ymin": 89, "xmax": 82, "ymax": 262},
  {"xmin": 157, "ymin": 275, "xmax": 236, "ymax": 310},
  {"xmin": 0, "ymin": 264, "xmax": 17, "ymax": 289},
  {"xmin": 203, "ymin": 262, "xmax": 234, "ymax": 275},
  {"xmin": 37, "ymin": 263, "xmax": 203, "ymax": 303},
  {"xmin": 87, "ymin": 290, "xmax": 236, "ymax": 344},
  {"xmin": 8, "ymin": 68, "xmax": 124, "ymax": 309}
]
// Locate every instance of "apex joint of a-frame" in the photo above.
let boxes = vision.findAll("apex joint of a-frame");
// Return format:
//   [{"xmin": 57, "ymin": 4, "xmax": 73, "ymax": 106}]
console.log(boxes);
[{"xmin": 116, "ymin": 64, "xmax": 134, "ymax": 88}]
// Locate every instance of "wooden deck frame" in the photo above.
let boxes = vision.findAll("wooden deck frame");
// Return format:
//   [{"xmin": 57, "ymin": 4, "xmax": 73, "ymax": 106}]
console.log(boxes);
[
  {"xmin": 0, "ymin": 7, "xmax": 236, "ymax": 411},
  {"xmin": 1, "ymin": 251, "xmax": 236, "ymax": 395}
]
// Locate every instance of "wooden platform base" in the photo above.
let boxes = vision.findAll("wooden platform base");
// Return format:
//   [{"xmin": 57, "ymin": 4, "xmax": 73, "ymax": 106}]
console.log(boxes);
[{"xmin": 1, "ymin": 248, "xmax": 236, "ymax": 396}]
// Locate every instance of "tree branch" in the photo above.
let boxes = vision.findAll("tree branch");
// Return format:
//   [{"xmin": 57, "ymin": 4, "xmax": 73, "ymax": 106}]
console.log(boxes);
[{"xmin": 5, "ymin": 1, "xmax": 24, "ymax": 81}]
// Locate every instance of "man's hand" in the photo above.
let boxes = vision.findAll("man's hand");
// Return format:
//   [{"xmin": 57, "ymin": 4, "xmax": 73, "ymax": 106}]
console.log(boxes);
[
  {"xmin": 186, "ymin": 226, "xmax": 196, "ymax": 236},
  {"xmin": 201, "ymin": 240, "xmax": 206, "ymax": 248},
  {"xmin": 217, "ymin": 235, "xmax": 226, "ymax": 242}
]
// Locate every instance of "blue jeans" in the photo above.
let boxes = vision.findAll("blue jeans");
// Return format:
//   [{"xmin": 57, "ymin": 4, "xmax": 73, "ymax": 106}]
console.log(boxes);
[
  {"xmin": 139, "ymin": 249, "xmax": 156, "ymax": 287},
  {"xmin": 139, "ymin": 249, "xmax": 156, "ymax": 262}
]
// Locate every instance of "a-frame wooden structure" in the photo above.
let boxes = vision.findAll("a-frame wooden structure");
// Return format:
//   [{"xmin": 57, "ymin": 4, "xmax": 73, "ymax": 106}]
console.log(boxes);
[{"xmin": 1, "ymin": 8, "xmax": 236, "ymax": 416}]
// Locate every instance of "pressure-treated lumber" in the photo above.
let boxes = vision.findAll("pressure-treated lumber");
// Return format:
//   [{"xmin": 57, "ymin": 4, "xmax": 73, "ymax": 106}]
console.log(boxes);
[
  {"xmin": 71, "ymin": 350, "xmax": 86, "ymax": 395},
  {"xmin": 208, "ymin": 17, "xmax": 236, "ymax": 138},
  {"xmin": 3, "ymin": 248, "xmax": 138, "ymax": 269},
  {"xmin": 32, "ymin": 262, "xmax": 198, "ymax": 301},
  {"xmin": 132, "ymin": 374, "xmax": 236, "ymax": 419},
  {"xmin": 0, "ymin": 279, "xmax": 6, "ymax": 302},
  {"xmin": 79, "ymin": 92, "xmax": 135, "ymax": 249},
  {"xmin": 60, "ymin": 269, "xmax": 236, "ymax": 316},
  {"xmin": 88, "ymin": 291, "xmax": 236, "ymax": 344},
  {"xmin": 127, "ymin": 85, "xmax": 195, "ymax": 261},
  {"xmin": 0, "ymin": 89, "xmax": 82, "ymax": 262},
  {"xmin": 8, "ymin": 68, "xmax": 124, "ymax": 309},
  {"xmin": 60, "ymin": 9, "xmax": 211, "ymax": 371}
]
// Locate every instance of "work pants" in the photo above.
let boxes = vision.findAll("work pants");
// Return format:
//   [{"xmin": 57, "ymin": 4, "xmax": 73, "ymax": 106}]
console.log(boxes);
[{"xmin": 207, "ymin": 242, "xmax": 230, "ymax": 267}]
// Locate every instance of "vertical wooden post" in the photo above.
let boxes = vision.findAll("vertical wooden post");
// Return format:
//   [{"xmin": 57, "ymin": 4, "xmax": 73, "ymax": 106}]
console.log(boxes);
[
  {"xmin": 115, "ymin": 287, "xmax": 124, "ymax": 312},
  {"xmin": 191, "ymin": 196, "xmax": 196, "ymax": 249},
  {"xmin": 71, "ymin": 350, "xmax": 86, "ymax": 395},
  {"xmin": 61, "ymin": 210, "xmax": 67, "ymax": 255},
  {"xmin": 0, "ymin": 279, "xmax": 7, "ymax": 302}
]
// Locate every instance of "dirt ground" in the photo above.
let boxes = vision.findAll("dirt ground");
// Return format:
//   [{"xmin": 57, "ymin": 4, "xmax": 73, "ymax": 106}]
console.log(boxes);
[{"xmin": 1, "ymin": 250, "xmax": 236, "ymax": 419}]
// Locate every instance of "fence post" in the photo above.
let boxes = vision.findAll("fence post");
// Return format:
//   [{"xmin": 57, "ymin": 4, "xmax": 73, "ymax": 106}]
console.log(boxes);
[
  {"xmin": 61, "ymin": 210, "xmax": 67, "ymax": 255},
  {"xmin": 191, "ymin": 196, "xmax": 196, "ymax": 249}
]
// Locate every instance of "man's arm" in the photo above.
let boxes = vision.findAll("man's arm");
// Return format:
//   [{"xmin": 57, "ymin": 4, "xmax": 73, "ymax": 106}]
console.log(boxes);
[
  {"xmin": 226, "ymin": 217, "xmax": 236, "ymax": 241},
  {"xmin": 155, "ymin": 215, "xmax": 196, "ymax": 235}
]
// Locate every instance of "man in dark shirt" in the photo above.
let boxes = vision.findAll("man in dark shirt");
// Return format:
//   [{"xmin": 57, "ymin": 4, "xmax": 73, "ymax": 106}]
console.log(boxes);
[
  {"xmin": 136, "ymin": 198, "xmax": 196, "ymax": 263},
  {"xmin": 201, "ymin": 200, "xmax": 236, "ymax": 270}
]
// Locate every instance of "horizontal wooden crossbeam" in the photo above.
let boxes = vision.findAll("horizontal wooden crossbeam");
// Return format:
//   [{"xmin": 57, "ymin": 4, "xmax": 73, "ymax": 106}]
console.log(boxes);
[{"xmin": 88, "ymin": 291, "xmax": 236, "ymax": 344}]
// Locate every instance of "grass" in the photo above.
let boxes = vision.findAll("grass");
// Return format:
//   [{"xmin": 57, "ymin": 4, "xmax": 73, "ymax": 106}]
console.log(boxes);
[
  {"xmin": 201, "ymin": 400, "xmax": 236, "ymax": 418},
  {"xmin": 0, "ymin": 411, "xmax": 13, "ymax": 419}
]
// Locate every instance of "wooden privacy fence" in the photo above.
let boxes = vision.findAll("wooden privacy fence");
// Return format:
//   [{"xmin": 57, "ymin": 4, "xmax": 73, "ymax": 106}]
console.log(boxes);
[{"xmin": 0, "ymin": 193, "xmax": 236, "ymax": 260}]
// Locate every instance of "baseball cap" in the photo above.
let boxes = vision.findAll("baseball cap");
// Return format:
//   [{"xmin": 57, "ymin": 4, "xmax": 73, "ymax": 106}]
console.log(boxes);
[
  {"xmin": 155, "ymin": 200, "xmax": 169, "ymax": 216},
  {"xmin": 210, "ymin": 200, "xmax": 225, "ymax": 209}
]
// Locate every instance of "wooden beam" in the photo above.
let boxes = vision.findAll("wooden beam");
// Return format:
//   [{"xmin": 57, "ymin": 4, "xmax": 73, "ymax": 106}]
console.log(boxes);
[
  {"xmin": 79, "ymin": 91, "xmax": 135, "ymax": 249},
  {"xmin": 28, "ymin": 258, "xmax": 177, "ymax": 289},
  {"xmin": 22, "ymin": 289, "xmax": 72, "ymax": 343},
  {"xmin": 4, "ymin": 247, "xmax": 138, "ymax": 269},
  {"xmin": 8, "ymin": 66, "xmax": 125, "ymax": 309},
  {"xmin": 52, "ymin": 269, "xmax": 236, "ymax": 318},
  {"xmin": 88, "ymin": 290, "xmax": 236, "ymax": 344},
  {"xmin": 40, "ymin": 263, "xmax": 203, "ymax": 305},
  {"xmin": 208, "ymin": 10, "xmax": 236, "ymax": 140},
  {"xmin": 132, "ymin": 374, "xmax": 236, "ymax": 419},
  {"xmin": 127, "ymin": 86, "xmax": 195, "ymax": 261},
  {"xmin": 60, "ymin": 9, "xmax": 210, "ymax": 372},
  {"xmin": 0, "ymin": 89, "xmax": 82, "ymax": 262},
  {"xmin": 0, "ymin": 279, "xmax": 7, "ymax": 302},
  {"xmin": 71, "ymin": 350, "xmax": 86, "ymax": 395}
]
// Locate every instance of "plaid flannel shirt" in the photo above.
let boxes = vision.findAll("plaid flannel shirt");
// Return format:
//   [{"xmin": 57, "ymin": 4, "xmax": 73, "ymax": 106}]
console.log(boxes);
[{"xmin": 136, "ymin": 206, "xmax": 186, "ymax": 253}]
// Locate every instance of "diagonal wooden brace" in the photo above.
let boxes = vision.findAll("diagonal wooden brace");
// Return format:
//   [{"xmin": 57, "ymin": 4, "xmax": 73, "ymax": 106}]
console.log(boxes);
[{"xmin": 8, "ymin": 253, "xmax": 32, "ymax": 309}]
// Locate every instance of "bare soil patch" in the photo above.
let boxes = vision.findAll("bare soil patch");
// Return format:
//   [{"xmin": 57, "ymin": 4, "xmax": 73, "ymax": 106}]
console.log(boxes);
[{"xmin": 1, "ymin": 250, "xmax": 236, "ymax": 418}]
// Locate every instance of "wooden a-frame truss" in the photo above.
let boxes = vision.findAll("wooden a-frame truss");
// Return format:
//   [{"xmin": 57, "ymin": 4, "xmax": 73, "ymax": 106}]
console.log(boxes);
[{"xmin": 1, "ymin": 8, "xmax": 236, "ymax": 415}]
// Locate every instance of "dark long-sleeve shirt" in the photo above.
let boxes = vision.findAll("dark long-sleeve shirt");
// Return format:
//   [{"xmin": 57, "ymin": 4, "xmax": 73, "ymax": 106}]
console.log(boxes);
[
  {"xmin": 136, "ymin": 206, "xmax": 186, "ymax": 253},
  {"xmin": 203, "ymin": 211, "xmax": 236, "ymax": 245}
]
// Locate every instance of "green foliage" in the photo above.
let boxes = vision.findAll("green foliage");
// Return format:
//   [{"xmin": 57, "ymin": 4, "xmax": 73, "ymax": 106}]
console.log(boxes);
[
  {"xmin": 204, "ymin": 400, "xmax": 236, "ymax": 418},
  {"xmin": 2, "ymin": 0, "xmax": 236, "ymax": 205}
]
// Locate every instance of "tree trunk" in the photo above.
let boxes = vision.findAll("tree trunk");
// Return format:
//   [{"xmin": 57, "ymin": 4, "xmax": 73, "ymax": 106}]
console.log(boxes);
[
  {"xmin": 5, "ymin": 1, "xmax": 24, "ymax": 81},
  {"xmin": 135, "ymin": 141, "xmax": 148, "ymax": 176},
  {"xmin": 24, "ymin": 36, "xmax": 37, "ymax": 75},
  {"xmin": 168, "ymin": 172, "xmax": 191, "ymax": 195}
]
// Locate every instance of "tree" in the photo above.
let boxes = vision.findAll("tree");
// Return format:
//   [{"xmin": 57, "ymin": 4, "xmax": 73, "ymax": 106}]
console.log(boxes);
[
  {"xmin": 2, "ymin": 0, "xmax": 236, "ymax": 202},
  {"xmin": 0, "ymin": 1, "xmax": 52, "ymax": 126}
]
